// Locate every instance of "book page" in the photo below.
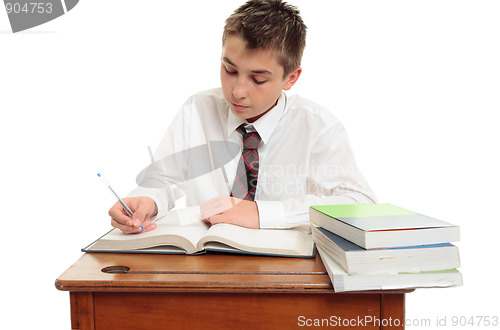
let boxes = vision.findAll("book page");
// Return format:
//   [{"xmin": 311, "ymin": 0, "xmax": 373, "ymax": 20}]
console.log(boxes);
[
  {"xmin": 198, "ymin": 224, "xmax": 314, "ymax": 256},
  {"xmin": 163, "ymin": 206, "xmax": 203, "ymax": 226},
  {"xmin": 86, "ymin": 208, "xmax": 209, "ymax": 253}
]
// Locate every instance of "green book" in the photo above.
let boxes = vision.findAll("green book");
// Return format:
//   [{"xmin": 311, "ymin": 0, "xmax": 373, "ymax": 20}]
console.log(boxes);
[{"xmin": 310, "ymin": 203, "xmax": 460, "ymax": 249}]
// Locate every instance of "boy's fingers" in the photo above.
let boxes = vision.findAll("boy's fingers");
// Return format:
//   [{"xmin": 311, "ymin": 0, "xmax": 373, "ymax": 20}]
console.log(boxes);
[
  {"xmin": 206, "ymin": 214, "xmax": 231, "ymax": 226},
  {"xmin": 111, "ymin": 219, "xmax": 143, "ymax": 234},
  {"xmin": 111, "ymin": 216, "xmax": 156, "ymax": 234},
  {"xmin": 142, "ymin": 222, "xmax": 157, "ymax": 233},
  {"xmin": 131, "ymin": 205, "xmax": 152, "ymax": 229},
  {"xmin": 109, "ymin": 202, "xmax": 133, "ymax": 226},
  {"xmin": 200, "ymin": 206, "xmax": 216, "ymax": 220},
  {"xmin": 200, "ymin": 195, "xmax": 237, "ymax": 219},
  {"xmin": 200, "ymin": 197, "xmax": 220, "ymax": 218},
  {"xmin": 108, "ymin": 197, "xmax": 158, "ymax": 234},
  {"xmin": 201, "ymin": 195, "xmax": 231, "ymax": 208}
]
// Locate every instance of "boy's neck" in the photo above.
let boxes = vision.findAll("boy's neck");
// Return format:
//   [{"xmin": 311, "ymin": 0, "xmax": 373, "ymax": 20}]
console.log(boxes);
[{"xmin": 246, "ymin": 97, "xmax": 280, "ymax": 123}]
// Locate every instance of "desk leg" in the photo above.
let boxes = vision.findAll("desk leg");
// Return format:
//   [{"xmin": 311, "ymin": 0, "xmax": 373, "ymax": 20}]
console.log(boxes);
[
  {"xmin": 381, "ymin": 293, "xmax": 405, "ymax": 330},
  {"xmin": 70, "ymin": 292, "xmax": 95, "ymax": 330}
]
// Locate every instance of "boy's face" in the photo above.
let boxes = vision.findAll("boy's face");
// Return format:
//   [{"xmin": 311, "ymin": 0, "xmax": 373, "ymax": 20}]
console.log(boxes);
[{"xmin": 221, "ymin": 36, "xmax": 301, "ymax": 123}]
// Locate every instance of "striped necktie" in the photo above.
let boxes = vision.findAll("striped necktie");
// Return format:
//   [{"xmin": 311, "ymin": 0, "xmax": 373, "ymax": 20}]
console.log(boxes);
[{"xmin": 230, "ymin": 124, "xmax": 261, "ymax": 201}]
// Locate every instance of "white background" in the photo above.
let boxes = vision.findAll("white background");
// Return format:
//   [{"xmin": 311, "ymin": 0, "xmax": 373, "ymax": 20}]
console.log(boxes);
[{"xmin": 1, "ymin": 1, "xmax": 499, "ymax": 328}]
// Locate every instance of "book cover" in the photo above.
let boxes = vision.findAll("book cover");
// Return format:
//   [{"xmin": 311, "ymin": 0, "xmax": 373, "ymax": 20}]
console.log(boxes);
[
  {"xmin": 317, "ymin": 247, "xmax": 463, "ymax": 292},
  {"xmin": 312, "ymin": 225, "xmax": 460, "ymax": 274},
  {"xmin": 311, "ymin": 203, "xmax": 455, "ymax": 231},
  {"xmin": 310, "ymin": 203, "xmax": 460, "ymax": 249}
]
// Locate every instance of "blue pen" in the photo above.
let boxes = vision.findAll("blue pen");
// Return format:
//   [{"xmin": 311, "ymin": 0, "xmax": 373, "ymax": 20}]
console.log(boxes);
[{"xmin": 97, "ymin": 173, "xmax": 144, "ymax": 230}]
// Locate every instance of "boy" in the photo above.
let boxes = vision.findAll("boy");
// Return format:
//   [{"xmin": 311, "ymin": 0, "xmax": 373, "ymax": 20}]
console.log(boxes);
[{"xmin": 109, "ymin": 0, "xmax": 375, "ymax": 234}]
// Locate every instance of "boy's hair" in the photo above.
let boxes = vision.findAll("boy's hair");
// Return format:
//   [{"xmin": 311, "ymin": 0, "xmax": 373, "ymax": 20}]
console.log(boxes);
[{"xmin": 223, "ymin": 0, "xmax": 307, "ymax": 77}]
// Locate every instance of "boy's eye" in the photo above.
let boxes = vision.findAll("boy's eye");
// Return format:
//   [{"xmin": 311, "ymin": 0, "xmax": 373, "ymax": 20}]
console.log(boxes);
[
  {"xmin": 224, "ymin": 65, "xmax": 265, "ymax": 84},
  {"xmin": 225, "ymin": 67, "xmax": 237, "ymax": 75}
]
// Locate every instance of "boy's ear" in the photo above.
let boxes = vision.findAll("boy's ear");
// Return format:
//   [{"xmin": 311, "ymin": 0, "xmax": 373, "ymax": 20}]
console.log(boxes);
[{"xmin": 283, "ymin": 67, "xmax": 302, "ymax": 91}]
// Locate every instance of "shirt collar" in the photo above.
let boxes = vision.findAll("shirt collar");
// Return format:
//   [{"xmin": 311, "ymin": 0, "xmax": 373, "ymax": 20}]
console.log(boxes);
[{"xmin": 227, "ymin": 92, "xmax": 286, "ymax": 144}]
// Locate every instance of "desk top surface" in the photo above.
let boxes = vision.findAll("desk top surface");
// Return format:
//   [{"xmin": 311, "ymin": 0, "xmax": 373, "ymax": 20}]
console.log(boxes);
[
  {"xmin": 56, "ymin": 252, "xmax": 334, "ymax": 293},
  {"xmin": 56, "ymin": 253, "xmax": 413, "ymax": 294}
]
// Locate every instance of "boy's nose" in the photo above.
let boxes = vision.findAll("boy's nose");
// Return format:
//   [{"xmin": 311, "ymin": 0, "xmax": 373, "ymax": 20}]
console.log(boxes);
[{"xmin": 232, "ymin": 78, "xmax": 248, "ymax": 99}]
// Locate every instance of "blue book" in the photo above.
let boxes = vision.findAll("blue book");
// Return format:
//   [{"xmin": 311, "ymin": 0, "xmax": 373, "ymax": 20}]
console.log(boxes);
[{"xmin": 312, "ymin": 225, "xmax": 460, "ymax": 274}]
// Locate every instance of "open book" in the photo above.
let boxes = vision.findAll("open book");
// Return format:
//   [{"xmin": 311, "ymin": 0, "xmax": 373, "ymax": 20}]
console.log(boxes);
[{"xmin": 83, "ymin": 207, "xmax": 315, "ymax": 258}]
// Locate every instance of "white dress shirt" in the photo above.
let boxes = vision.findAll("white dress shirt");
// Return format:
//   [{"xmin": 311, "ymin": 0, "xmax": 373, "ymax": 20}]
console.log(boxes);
[{"xmin": 129, "ymin": 88, "xmax": 376, "ymax": 228}]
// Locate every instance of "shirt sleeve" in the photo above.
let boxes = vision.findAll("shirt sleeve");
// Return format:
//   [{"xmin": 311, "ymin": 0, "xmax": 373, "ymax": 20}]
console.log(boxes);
[
  {"xmin": 127, "ymin": 97, "xmax": 196, "ymax": 219},
  {"xmin": 257, "ymin": 121, "xmax": 376, "ymax": 229}
]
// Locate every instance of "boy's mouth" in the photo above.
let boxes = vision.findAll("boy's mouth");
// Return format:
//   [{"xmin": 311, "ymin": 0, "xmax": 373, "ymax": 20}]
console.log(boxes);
[{"xmin": 231, "ymin": 102, "xmax": 249, "ymax": 110}]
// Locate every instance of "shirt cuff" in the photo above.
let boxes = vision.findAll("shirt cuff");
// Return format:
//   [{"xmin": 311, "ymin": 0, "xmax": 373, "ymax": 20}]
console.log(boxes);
[{"xmin": 255, "ymin": 200, "xmax": 287, "ymax": 229}]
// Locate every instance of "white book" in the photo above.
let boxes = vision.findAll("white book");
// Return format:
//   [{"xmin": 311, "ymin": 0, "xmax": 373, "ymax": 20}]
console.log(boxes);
[{"xmin": 317, "ymin": 247, "xmax": 463, "ymax": 292}]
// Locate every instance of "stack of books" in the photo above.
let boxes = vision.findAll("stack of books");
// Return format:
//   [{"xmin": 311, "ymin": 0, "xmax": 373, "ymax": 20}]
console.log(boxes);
[{"xmin": 310, "ymin": 203, "xmax": 463, "ymax": 292}]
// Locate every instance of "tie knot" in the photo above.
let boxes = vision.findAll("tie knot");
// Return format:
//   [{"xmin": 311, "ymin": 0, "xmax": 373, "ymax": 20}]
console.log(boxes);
[{"xmin": 237, "ymin": 124, "xmax": 261, "ymax": 150}]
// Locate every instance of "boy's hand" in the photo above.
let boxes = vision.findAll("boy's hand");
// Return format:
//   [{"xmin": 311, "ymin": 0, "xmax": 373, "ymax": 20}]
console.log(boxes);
[
  {"xmin": 109, "ymin": 197, "xmax": 158, "ymax": 234},
  {"xmin": 200, "ymin": 195, "xmax": 260, "ymax": 229}
]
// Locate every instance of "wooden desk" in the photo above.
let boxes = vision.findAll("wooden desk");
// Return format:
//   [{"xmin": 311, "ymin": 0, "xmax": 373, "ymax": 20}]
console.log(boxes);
[{"xmin": 56, "ymin": 253, "xmax": 409, "ymax": 329}]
